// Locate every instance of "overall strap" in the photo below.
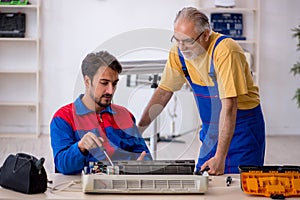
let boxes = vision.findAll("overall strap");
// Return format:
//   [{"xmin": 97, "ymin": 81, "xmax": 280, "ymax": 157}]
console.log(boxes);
[
  {"xmin": 208, "ymin": 35, "xmax": 228, "ymax": 80},
  {"xmin": 178, "ymin": 49, "xmax": 189, "ymax": 77}
]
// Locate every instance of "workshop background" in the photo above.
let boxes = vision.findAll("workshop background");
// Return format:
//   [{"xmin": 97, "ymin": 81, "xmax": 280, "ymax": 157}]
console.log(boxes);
[
  {"xmin": 0, "ymin": 0, "xmax": 300, "ymax": 172},
  {"xmin": 41, "ymin": 0, "xmax": 300, "ymax": 136}
]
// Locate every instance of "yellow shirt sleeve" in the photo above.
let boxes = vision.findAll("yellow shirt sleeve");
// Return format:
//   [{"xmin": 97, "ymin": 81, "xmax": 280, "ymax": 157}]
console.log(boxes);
[
  {"xmin": 214, "ymin": 38, "xmax": 248, "ymax": 98},
  {"xmin": 213, "ymin": 37, "xmax": 260, "ymax": 108},
  {"xmin": 159, "ymin": 45, "xmax": 187, "ymax": 92}
]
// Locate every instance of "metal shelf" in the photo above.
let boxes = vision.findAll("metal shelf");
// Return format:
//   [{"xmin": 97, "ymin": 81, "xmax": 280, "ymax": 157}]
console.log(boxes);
[
  {"xmin": 195, "ymin": 0, "xmax": 260, "ymax": 85},
  {"xmin": 0, "ymin": 102, "xmax": 37, "ymax": 106},
  {"xmin": 0, "ymin": 38, "xmax": 38, "ymax": 42},
  {"xmin": 0, "ymin": 0, "xmax": 40, "ymax": 137},
  {"xmin": 198, "ymin": 7, "xmax": 257, "ymax": 13},
  {"xmin": 0, "ymin": 4, "xmax": 38, "ymax": 9}
]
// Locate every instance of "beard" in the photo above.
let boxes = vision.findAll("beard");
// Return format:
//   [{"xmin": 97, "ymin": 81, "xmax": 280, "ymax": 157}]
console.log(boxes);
[
  {"xmin": 180, "ymin": 44, "xmax": 207, "ymax": 60},
  {"xmin": 90, "ymin": 91, "xmax": 113, "ymax": 108},
  {"xmin": 181, "ymin": 50, "xmax": 199, "ymax": 60},
  {"xmin": 97, "ymin": 94, "xmax": 112, "ymax": 107}
]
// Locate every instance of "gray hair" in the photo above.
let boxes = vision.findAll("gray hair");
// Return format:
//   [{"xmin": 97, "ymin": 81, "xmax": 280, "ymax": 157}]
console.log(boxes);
[
  {"xmin": 81, "ymin": 50, "xmax": 122, "ymax": 82},
  {"xmin": 174, "ymin": 7, "xmax": 211, "ymax": 34}
]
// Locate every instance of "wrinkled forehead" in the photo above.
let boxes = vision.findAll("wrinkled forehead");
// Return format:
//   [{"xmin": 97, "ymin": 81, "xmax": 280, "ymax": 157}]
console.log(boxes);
[{"xmin": 174, "ymin": 19, "xmax": 198, "ymax": 38}]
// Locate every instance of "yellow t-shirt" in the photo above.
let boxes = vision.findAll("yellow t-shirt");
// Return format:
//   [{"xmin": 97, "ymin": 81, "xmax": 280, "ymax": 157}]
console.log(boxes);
[{"xmin": 159, "ymin": 32, "xmax": 260, "ymax": 110}]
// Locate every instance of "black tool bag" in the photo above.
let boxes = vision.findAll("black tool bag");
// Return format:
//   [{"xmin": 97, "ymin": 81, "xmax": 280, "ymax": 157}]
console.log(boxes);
[{"xmin": 0, "ymin": 153, "xmax": 47, "ymax": 194}]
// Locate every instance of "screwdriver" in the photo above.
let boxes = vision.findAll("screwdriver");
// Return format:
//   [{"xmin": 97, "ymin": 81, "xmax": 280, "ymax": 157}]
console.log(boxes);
[
  {"xmin": 226, "ymin": 176, "xmax": 232, "ymax": 186},
  {"xmin": 194, "ymin": 166, "xmax": 210, "ymax": 175},
  {"xmin": 99, "ymin": 145, "xmax": 114, "ymax": 166}
]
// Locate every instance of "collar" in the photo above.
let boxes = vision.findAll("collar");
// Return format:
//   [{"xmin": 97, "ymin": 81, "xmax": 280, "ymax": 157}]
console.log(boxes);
[{"xmin": 74, "ymin": 94, "xmax": 116, "ymax": 116}]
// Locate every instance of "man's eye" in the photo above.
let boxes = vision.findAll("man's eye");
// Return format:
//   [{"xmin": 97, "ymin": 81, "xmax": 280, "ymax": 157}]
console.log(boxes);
[
  {"xmin": 184, "ymin": 39, "xmax": 194, "ymax": 44},
  {"xmin": 100, "ymin": 82, "xmax": 109, "ymax": 85}
]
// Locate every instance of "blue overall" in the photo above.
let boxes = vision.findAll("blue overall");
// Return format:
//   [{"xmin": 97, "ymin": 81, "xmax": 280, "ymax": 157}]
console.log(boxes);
[{"xmin": 178, "ymin": 36, "xmax": 265, "ymax": 173}]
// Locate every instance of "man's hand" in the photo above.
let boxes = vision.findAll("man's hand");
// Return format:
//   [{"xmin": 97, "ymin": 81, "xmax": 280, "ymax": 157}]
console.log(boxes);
[
  {"xmin": 201, "ymin": 156, "xmax": 225, "ymax": 175},
  {"xmin": 137, "ymin": 151, "xmax": 147, "ymax": 160},
  {"xmin": 78, "ymin": 132, "xmax": 103, "ymax": 154}
]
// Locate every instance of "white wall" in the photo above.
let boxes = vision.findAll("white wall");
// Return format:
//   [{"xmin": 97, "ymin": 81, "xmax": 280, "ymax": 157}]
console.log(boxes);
[
  {"xmin": 259, "ymin": 0, "xmax": 300, "ymax": 135},
  {"xmin": 41, "ymin": 0, "xmax": 196, "ymax": 135},
  {"xmin": 40, "ymin": 0, "xmax": 300, "ymax": 135}
]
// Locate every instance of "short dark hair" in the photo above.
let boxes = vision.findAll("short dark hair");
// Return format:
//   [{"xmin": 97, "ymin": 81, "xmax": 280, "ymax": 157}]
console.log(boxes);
[{"xmin": 81, "ymin": 50, "xmax": 122, "ymax": 81}]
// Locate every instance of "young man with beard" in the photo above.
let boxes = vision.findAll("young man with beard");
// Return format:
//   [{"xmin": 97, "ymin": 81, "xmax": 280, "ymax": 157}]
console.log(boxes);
[
  {"xmin": 138, "ymin": 7, "xmax": 265, "ymax": 175},
  {"xmin": 50, "ymin": 51, "xmax": 152, "ymax": 175}
]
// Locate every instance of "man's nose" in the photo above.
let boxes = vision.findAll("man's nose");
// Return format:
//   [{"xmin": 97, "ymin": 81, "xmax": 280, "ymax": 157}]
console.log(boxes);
[
  {"xmin": 178, "ymin": 42, "xmax": 187, "ymax": 51},
  {"xmin": 106, "ymin": 83, "xmax": 114, "ymax": 94}
]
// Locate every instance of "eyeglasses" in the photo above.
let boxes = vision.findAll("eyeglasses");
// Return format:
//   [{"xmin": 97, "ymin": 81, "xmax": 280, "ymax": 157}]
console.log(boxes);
[{"xmin": 171, "ymin": 31, "xmax": 205, "ymax": 46}]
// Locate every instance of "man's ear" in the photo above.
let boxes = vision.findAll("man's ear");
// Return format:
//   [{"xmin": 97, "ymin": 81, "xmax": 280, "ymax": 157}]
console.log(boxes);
[
  {"xmin": 84, "ymin": 75, "xmax": 91, "ymax": 87},
  {"xmin": 203, "ymin": 29, "xmax": 210, "ymax": 42}
]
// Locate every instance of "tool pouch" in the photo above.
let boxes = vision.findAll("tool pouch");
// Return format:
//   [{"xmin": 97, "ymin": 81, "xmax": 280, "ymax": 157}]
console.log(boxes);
[{"xmin": 0, "ymin": 153, "xmax": 47, "ymax": 194}]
